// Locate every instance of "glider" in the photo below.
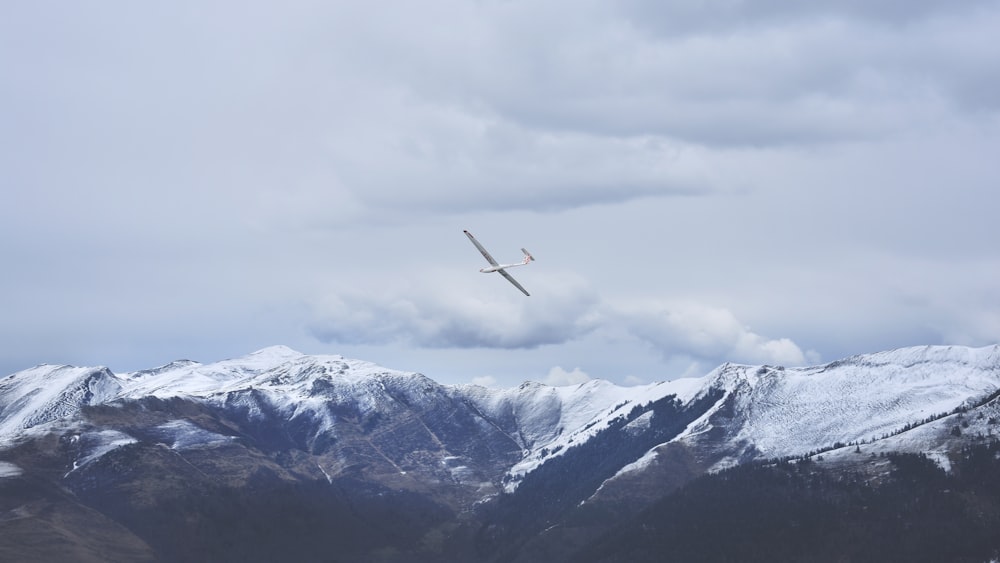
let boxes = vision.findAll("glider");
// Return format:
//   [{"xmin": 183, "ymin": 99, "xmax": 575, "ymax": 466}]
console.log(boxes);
[{"xmin": 464, "ymin": 230, "xmax": 535, "ymax": 296}]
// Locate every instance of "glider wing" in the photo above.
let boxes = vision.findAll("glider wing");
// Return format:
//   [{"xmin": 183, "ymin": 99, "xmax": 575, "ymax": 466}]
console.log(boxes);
[
  {"xmin": 464, "ymin": 230, "xmax": 499, "ymax": 266},
  {"xmin": 499, "ymin": 269, "xmax": 530, "ymax": 297}
]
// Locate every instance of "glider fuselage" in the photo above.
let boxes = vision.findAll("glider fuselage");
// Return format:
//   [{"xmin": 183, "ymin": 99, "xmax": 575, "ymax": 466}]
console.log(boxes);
[{"xmin": 479, "ymin": 259, "xmax": 531, "ymax": 274}]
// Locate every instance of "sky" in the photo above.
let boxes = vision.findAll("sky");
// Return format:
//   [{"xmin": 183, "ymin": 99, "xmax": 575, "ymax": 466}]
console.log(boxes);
[{"xmin": 2, "ymin": 1, "xmax": 999, "ymax": 387}]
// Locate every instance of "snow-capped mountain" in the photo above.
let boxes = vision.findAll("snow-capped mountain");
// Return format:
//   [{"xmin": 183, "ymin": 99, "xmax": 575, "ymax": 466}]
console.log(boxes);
[
  {"xmin": 3, "ymin": 345, "xmax": 1000, "ymax": 486},
  {"xmin": 685, "ymin": 345, "xmax": 1000, "ymax": 465},
  {"xmin": 1, "ymin": 344, "xmax": 999, "ymax": 562}
]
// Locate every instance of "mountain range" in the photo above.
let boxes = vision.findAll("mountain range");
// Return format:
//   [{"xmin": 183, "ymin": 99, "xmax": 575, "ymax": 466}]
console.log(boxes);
[{"xmin": 2, "ymin": 344, "xmax": 999, "ymax": 561}]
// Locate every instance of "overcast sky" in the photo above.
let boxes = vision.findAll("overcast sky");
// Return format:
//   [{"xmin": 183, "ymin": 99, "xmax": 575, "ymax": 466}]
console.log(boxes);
[{"xmin": 3, "ymin": 1, "xmax": 998, "ymax": 387}]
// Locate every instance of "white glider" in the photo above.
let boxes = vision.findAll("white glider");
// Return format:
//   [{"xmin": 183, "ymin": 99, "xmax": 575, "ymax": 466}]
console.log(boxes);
[{"xmin": 464, "ymin": 230, "xmax": 535, "ymax": 296}]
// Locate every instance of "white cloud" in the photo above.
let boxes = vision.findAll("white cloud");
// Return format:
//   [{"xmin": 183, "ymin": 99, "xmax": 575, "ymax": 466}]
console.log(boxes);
[
  {"xmin": 308, "ymin": 276, "xmax": 602, "ymax": 350},
  {"xmin": 614, "ymin": 301, "xmax": 810, "ymax": 366},
  {"xmin": 545, "ymin": 366, "xmax": 592, "ymax": 387},
  {"xmin": 471, "ymin": 375, "xmax": 498, "ymax": 388},
  {"xmin": 310, "ymin": 277, "xmax": 814, "ymax": 371},
  {"xmin": 623, "ymin": 375, "xmax": 645, "ymax": 386}
]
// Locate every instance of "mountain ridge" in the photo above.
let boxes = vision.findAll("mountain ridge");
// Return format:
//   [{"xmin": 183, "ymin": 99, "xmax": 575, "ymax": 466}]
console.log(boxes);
[
  {"xmin": 2, "ymin": 344, "xmax": 1000, "ymax": 561},
  {"xmin": 3, "ymin": 344, "xmax": 1000, "ymax": 481}
]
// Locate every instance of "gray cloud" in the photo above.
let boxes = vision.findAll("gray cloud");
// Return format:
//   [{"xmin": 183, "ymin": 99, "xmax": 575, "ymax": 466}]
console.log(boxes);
[
  {"xmin": 489, "ymin": 13, "xmax": 993, "ymax": 145},
  {"xmin": 308, "ymin": 276, "xmax": 602, "ymax": 349},
  {"xmin": 4, "ymin": 1, "xmax": 993, "ymax": 227},
  {"xmin": 617, "ymin": 0, "xmax": 1000, "ymax": 36},
  {"xmin": 325, "ymin": 0, "xmax": 1000, "ymax": 149},
  {"xmin": 309, "ymin": 277, "xmax": 815, "ymax": 369},
  {"xmin": 1, "ymin": 1, "xmax": 998, "ymax": 385}
]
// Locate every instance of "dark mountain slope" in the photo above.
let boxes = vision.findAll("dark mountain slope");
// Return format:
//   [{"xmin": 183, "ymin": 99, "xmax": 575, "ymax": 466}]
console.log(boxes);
[{"xmin": 579, "ymin": 442, "xmax": 1000, "ymax": 563}]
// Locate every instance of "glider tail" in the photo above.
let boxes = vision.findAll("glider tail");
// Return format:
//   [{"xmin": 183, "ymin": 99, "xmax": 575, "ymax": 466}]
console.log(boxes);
[{"xmin": 521, "ymin": 248, "xmax": 535, "ymax": 263}]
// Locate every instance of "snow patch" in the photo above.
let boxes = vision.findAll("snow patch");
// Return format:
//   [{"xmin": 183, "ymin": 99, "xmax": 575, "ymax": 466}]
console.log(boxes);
[
  {"xmin": 70, "ymin": 429, "xmax": 138, "ymax": 472},
  {"xmin": 925, "ymin": 450, "xmax": 952, "ymax": 472},
  {"xmin": 615, "ymin": 447, "xmax": 660, "ymax": 477},
  {"xmin": 154, "ymin": 420, "xmax": 234, "ymax": 450},
  {"xmin": 317, "ymin": 463, "xmax": 333, "ymax": 484},
  {"xmin": 623, "ymin": 411, "xmax": 654, "ymax": 435},
  {"xmin": 0, "ymin": 461, "xmax": 23, "ymax": 478}
]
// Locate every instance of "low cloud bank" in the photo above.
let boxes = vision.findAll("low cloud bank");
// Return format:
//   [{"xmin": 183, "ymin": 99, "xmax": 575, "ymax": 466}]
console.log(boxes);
[{"xmin": 309, "ymin": 282, "xmax": 815, "ymax": 369}]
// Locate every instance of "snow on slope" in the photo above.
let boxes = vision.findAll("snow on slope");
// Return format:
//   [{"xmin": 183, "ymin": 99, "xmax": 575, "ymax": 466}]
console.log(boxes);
[
  {"xmin": 115, "ymin": 346, "xmax": 440, "ymax": 446},
  {"xmin": 460, "ymin": 376, "xmax": 709, "ymax": 486},
  {"xmin": 67, "ymin": 429, "xmax": 138, "ymax": 473},
  {"xmin": 120, "ymin": 345, "xmax": 408, "ymax": 400},
  {"xmin": 677, "ymin": 344, "xmax": 1000, "ymax": 471},
  {"xmin": 0, "ymin": 364, "xmax": 122, "ymax": 442}
]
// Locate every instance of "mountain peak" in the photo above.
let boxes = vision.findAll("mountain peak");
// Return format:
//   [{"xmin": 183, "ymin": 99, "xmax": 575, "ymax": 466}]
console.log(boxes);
[{"xmin": 249, "ymin": 344, "xmax": 304, "ymax": 358}]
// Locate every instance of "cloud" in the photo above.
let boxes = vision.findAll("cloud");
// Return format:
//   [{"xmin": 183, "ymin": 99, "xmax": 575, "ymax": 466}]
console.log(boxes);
[
  {"xmin": 310, "ymin": 275, "xmax": 813, "ymax": 369},
  {"xmin": 545, "ymin": 366, "xmax": 592, "ymax": 387},
  {"xmin": 308, "ymin": 277, "xmax": 602, "ymax": 350},
  {"xmin": 623, "ymin": 375, "xmax": 645, "ymax": 386},
  {"xmin": 616, "ymin": 0, "xmax": 1000, "ymax": 39},
  {"xmin": 5, "ymin": 0, "xmax": 994, "ymax": 234},
  {"xmin": 612, "ymin": 301, "xmax": 812, "ymax": 366},
  {"xmin": 486, "ymin": 17, "xmax": 969, "ymax": 146},
  {"xmin": 471, "ymin": 375, "xmax": 498, "ymax": 388},
  {"xmin": 326, "ymin": 107, "xmax": 718, "ymax": 214},
  {"xmin": 377, "ymin": 0, "xmax": 997, "ymax": 149}
]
